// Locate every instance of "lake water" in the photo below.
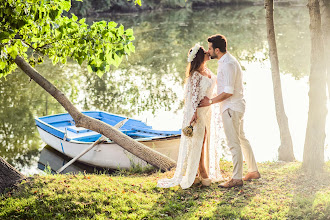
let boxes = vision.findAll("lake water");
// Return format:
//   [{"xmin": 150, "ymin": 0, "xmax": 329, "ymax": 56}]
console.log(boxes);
[{"xmin": 0, "ymin": 6, "xmax": 329, "ymax": 175}]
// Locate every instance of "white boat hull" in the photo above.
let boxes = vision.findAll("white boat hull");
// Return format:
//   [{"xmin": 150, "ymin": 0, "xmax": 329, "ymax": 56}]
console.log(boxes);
[{"xmin": 37, "ymin": 127, "xmax": 180, "ymax": 169}]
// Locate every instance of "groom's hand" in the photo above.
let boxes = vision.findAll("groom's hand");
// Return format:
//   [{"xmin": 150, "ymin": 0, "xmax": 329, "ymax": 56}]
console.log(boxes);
[{"xmin": 198, "ymin": 96, "xmax": 211, "ymax": 107}]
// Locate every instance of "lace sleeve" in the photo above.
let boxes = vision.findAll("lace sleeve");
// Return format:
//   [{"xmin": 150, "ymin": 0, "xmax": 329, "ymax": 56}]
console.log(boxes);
[{"xmin": 190, "ymin": 71, "xmax": 202, "ymax": 116}]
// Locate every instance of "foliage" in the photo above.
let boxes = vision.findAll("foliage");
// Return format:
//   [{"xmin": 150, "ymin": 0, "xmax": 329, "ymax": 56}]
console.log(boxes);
[
  {"xmin": 0, "ymin": 0, "xmax": 141, "ymax": 79},
  {"xmin": 0, "ymin": 162, "xmax": 329, "ymax": 219}
]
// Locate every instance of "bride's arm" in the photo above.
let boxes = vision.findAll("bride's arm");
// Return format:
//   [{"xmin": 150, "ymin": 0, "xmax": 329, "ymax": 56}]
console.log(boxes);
[
  {"xmin": 189, "ymin": 71, "xmax": 202, "ymax": 125},
  {"xmin": 190, "ymin": 111, "xmax": 198, "ymax": 125}
]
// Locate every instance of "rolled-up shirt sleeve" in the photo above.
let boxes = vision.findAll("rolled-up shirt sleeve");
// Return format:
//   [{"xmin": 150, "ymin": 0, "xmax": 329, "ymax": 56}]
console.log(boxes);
[{"xmin": 223, "ymin": 63, "xmax": 236, "ymax": 94}]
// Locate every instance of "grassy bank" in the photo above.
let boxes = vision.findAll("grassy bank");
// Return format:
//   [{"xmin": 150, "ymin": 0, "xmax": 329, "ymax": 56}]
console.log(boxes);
[{"xmin": 1, "ymin": 161, "xmax": 330, "ymax": 219}]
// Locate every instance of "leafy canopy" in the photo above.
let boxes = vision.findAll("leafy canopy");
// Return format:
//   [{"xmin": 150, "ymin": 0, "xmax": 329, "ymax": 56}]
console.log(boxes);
[{"xmin": 0, "ymin": 0, "xmax": 141, "ymax": 78}]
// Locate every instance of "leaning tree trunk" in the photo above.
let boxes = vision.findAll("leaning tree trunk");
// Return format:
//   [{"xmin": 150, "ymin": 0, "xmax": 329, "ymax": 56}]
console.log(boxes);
[
  {"xmin": 319, "ymin": 0, "xmax": 330, "ymax": 98},
  {"xmin": 265, "ymin": 0, "xmax": 295, "ymax": 161},
  {"xmin": 303, "ymin": 0, "xmax": 328, "ymax": 172},
  {"xmin": 14, "ymin": 56, "xmax": 176, "ymax": 172},
  {"xmin": 0, "ymin": 156, "xmax": 25, "ymax": 193}
]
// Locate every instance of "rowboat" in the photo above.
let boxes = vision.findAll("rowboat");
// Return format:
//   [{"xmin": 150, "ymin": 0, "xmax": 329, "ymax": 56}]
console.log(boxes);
[{"xmin": 35, "ymin": 111, "xmax": 181, "ymax": 169}]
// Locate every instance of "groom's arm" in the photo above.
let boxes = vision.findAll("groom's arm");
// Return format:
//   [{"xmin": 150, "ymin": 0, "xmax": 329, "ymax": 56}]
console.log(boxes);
[
  {"xmin": 199, "ymin": 63, "xmax": 235, "ymax": 107},
  {"xmin": 212, "ymin": 92, "xmax": 233, "ymax": 104},
  {"xmin": 198, "ymin": 93, "xmax": 232, "ymax": 107}
]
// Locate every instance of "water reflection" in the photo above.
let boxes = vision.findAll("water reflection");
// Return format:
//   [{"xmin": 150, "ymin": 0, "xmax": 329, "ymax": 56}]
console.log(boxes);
[
  {"xmin": 0, "ymin": 60, "xmax": 73, "ymax": 173},
  {"xmin": 38, "ymin": 146, "xmax": 111, "ymax": 174},
  {"xmin": 80, "ymin": 68, "xmax": 178, "ymax": 116},
  {"xmin": 0, "ymin": 6, "xmax": 327, "ymax": 175},
  {"xmin": 97, "ymin": 6, "xmax": 310, "ymax": 79}
]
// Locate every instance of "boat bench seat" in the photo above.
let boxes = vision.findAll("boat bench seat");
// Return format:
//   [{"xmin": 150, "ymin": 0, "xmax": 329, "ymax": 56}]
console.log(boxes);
[
  {"xmin": 67, "ymin": 126, "xmax": 91, "ymax": 134},
  {"xmin": 67, "ymin": 128, "xmax": 139, "ymax": 142},
  {"xmin": 71, "ymin": 133, "xmax": 102, "ymax": 142},
  {"xmin": 120, "ymin": 129, "xmax": 136, "ymax": 135},
  {"xmin": 128, "ymin": 132, "xmax": 163, "ymax": 138}
]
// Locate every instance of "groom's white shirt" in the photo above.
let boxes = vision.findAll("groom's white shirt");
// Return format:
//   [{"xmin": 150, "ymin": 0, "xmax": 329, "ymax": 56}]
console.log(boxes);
[{"xmin": 217, "ymin": 52, "xmax": 245, "ymax": 114}]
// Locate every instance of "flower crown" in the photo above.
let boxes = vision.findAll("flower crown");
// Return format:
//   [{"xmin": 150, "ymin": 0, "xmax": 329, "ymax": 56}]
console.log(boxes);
[{"xmin": 187, "ymin": 43, "xmax": 201, "ymax": 63}]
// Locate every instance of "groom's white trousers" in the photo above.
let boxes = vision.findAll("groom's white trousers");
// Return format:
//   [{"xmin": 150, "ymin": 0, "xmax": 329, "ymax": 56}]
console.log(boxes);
[{"xmin": 222, "ymin": 108, "xmax": 258, "ymax": 179}]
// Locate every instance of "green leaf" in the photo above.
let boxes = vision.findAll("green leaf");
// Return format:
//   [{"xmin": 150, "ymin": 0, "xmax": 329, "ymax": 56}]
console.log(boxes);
[
  {"xmin": 7, "ymin": 47, "xmax": 18, "ymax": 59},
  {"xmin": 96, "ymin": 70, "xmax": 104, "ymax": 78},
  {"xmin": 71, "ymin": 14, "xmax": 78, "ymax": 22},
  {"xmin": 87, "ymin": 64, "xmax": 93, "ymax": 73},
  {"xmin": 0, "ymin": 61, "xmax": 6, "ymax": 70},
  {"xmin": 34, "ymin": 10, "xmax": 39, "ymax": 21},
  {"xmin": 49, "ymin": 9, "xmax": 59, "ymax": 21},
  {"xmin": 61, "ymin": 0, "xmax": 71, "ymax": 12},
  {"xmin": 134, "ymin": 0, "xmax": 142, "ymax": 6},
  {"xmin": 99, "ymin": 52, "xmax": 105, "ymax": 61},
  {"xmin": 77, "ymin": 57, "xmax": 84, "ymax": 65},
  {"xmin": 79, "ymin": 18, "xmax": 86, "ymax": 25},
  {"xmin": 125, "ymin": 28, "xmax": 134, "ymax": 36},
  {"xmin": 16, "ymin": 19, "xmax": 28, "ymax": 29},
  {"xmin": 108, "ymin": 21, "xmax": 117, "ymax": 29},
  {"xmin": 118, "ymin": 25, "xmax": 124, "ymax": 36},
  {"xmin": 128, "ymin": 43, "xmax": 135, "ymax": 53},
  {"xmin": 112, "ymin": 53, "xmax": 121, "ymax": 67},
  {"xmin": 0, "ymin": 32, "xmax": 10, "ymax": 41}
]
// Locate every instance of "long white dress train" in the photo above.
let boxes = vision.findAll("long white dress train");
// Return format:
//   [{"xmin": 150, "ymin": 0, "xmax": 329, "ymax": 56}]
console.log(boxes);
[{"xmin": 157, "ymin": 70, "xmax": 223, "ymax": 189}]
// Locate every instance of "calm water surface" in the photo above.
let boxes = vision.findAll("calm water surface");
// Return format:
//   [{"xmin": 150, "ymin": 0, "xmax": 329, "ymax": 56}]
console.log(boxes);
[{"xmin": 0, "ymin": 6, "xmax": 329, "ymax": 175}]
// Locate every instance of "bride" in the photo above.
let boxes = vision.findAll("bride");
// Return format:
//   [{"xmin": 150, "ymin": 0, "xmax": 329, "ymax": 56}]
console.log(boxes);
[{"xmin": 157, "ymin": 44, "xmax": 223, "ymax": 189}]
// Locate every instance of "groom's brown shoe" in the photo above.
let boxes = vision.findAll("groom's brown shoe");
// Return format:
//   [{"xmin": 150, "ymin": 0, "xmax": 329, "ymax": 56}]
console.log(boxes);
[
  {"xmin": 218, "ymin": 179, "xmax": 243, "ymax": 188},
  {"xmin": 243, "ymin": 171, "xmax": 261, "ymax": 181}
]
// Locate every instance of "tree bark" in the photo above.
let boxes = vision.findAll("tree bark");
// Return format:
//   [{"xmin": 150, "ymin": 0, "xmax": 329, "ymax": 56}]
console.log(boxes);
[
  {"xmin": 0, "ymin": 156, "xmax": 25, "ymax": 193},
  {"xmin": 303, "ymin": 0, "xmax": 328, "ymax": 172},
  {"xmin": 265, "ymin": 0, "xmax": 295, "ymax": 162},
  {"xmin": 319, "ymin": 0, "xmax": 330, "ymax": 98},
  {"xmin": 14, "ymin": 56, "xmax": 176, "ymax": 172}
]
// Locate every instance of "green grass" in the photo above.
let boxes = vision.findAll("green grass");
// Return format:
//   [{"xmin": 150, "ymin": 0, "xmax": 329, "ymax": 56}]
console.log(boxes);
[{"xmin": 1, "ymin": 161, "xmax": 330, "ymax": 220}]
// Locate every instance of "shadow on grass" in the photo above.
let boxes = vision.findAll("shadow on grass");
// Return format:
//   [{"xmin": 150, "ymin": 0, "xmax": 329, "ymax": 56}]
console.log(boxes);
[
  {"xmin": 143, "ymin": 166, "xmax": 261, "ymax": 219},
  {"xmin": 287, "ymin": 164, "xmax": 330, "ymax": 219}
]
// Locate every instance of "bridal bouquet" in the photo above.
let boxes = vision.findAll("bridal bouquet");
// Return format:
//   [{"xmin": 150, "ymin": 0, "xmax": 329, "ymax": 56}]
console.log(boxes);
[{"xmin": 182, "ymin": 125, "xmax": 194, "ymax": 137}]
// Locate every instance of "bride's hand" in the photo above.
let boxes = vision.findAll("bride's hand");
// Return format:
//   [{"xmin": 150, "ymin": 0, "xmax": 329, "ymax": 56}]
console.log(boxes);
[{"xmin": 190, "ymin": 112, "xmax": 198, "ymax": 125}]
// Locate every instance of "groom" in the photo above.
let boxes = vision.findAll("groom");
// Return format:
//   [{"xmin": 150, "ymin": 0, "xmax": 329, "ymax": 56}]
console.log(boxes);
[{"xmin": 199, "ymin": 34, "xmax": 260, "ymax": 188}]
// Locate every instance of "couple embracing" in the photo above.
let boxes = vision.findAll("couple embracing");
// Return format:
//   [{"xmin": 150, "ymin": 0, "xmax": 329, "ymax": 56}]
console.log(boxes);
[{"xmin": 157, "ymin": 34, "xmax": 261, "ymax": 189}]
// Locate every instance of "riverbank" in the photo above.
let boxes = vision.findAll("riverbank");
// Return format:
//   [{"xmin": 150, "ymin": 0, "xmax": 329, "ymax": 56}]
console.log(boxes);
[
  {"xmin": 1, "ymin": 161, "xmax": 329, "ymax": 219},
  {"xmin": 70, "ymin": 0, "xmax": 307, "ymax": 17}
]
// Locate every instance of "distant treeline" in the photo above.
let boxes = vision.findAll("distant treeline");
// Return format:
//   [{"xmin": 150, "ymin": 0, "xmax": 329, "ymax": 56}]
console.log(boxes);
[{"xmin": 70, "ymin": 0, "xmax": 306, "ymax": 17}]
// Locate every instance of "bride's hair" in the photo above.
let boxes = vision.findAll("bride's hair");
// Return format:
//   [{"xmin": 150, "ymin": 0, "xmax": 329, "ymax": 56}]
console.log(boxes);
[{"xmin": 185, "ymin": 47, "xmax": 205, "ymax": 80}]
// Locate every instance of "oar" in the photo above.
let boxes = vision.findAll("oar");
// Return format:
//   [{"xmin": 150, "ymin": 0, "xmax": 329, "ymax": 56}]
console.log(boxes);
[{"xmin": 56, "ymin": 118, "xmax": 129, "ymax": 174}]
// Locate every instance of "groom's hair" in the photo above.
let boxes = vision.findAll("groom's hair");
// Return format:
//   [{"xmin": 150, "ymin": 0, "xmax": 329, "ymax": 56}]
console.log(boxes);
[{"xmin": 208, "ymin": 34, "xmax": 227, "ymax": 53}]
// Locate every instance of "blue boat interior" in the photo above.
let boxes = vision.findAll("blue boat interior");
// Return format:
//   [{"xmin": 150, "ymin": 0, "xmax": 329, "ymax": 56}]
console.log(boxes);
[{"xmin": 35, "ymin": 111, "xmax": 181, "ymax": 142}]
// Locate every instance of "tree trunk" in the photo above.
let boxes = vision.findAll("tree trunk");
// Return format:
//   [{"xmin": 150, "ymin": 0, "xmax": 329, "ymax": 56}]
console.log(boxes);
[
  {"xmin": 0, "ymin": 156, "xmax": 25, "ymax": 193},
  {"xmin": 14, "ymin": 56, "xmax": 176, "ymax": 171},
  {"xmin": 303, "ymin": 0, "xmax": 328, "ymax": 172},
  {"xmin": 319, "ymin": 0, "xmax": 330, "ymax": 98},
  {"xmin": 265, "ymin": 0, "xmax": 295, "ymax": 161}
]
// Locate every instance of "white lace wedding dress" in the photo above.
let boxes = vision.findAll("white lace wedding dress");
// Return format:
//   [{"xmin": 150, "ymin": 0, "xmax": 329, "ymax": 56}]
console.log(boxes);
[{"xmin": 157, "ymin": 70, "xmax": 223, "ymax": 189}]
